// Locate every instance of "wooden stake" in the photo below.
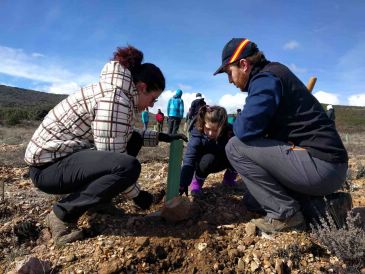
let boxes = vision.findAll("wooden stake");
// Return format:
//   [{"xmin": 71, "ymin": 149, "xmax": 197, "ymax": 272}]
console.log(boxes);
[
  {"xmin": 166, "ymin": 139, "xmax": 183, "ymax": 201},
  {"xmin": 306, "ymin": 76, "xmax": 317, "ymax": 93}
]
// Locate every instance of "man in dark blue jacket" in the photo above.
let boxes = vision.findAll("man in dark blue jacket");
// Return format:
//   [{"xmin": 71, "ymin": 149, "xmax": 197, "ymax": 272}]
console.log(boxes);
[{"xmin": 214, "ymin": 38, "xmax": 349, "ymax": 233}]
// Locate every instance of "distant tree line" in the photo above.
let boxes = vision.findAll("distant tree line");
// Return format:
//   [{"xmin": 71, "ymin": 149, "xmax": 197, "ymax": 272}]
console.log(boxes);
[{"xmin": 0, "ymin": 105, "xmax": 54, "ymax": 126}]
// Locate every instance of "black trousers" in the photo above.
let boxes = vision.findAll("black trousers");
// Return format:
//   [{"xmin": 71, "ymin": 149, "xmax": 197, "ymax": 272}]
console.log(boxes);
[
  {"xmin": 167, "ymin": 117, "xmax": 181, "ymax": 134},
  {"xmin": 29, "ymin": 131, "xmax": 143, "ymax": 222},
  {"xmin": 195, "ymin": 152, "xmax": 232, "ymax": 178}
]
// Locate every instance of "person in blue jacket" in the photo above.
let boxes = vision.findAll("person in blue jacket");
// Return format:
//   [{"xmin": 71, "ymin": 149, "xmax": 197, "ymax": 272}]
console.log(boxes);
[
  {"xmin": 167, "ymin": 89, "xmax": 184, "ymax": 134},
  {"xmin": 141, "ymin": 108, "xmax": 149, "ymax": 130},
  {"xmin": 214, "ymin": 38, "xmax": 349, "ymax": 233},
  {"xmin": 179, "ymin": 105, "xmax": 238, "ymax": 197}
]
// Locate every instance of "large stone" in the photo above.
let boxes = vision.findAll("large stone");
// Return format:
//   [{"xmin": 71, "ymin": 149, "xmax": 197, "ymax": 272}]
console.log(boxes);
[
  {"xmin": 17, "ymin": 257, "xmax": 52, "ymax": 274},
  {"xmin": 161, "ymin": 196, "xmax": 192, "ymax": 223}
]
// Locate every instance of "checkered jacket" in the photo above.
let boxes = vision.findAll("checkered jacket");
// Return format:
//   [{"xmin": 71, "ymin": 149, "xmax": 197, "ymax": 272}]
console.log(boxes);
[{"xmin": 24, "ymin": 61, "xmax": 159, "ymax": 167}]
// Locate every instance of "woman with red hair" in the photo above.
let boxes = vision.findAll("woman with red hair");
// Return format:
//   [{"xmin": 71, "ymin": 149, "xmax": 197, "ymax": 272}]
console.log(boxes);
[{"xmin": 25, "ymin": 45, "xmax": 187, "ymax": 245}]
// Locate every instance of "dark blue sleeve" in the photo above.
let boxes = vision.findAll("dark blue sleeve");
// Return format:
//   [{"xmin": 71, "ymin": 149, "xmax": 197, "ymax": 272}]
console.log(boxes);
[
  {"xmin": 233, "ymin": 72, "xmax": 282, "ymax": 141},
  {"xmin": 179, "ymin": 132, "xmax": 201, "ymax": 187}
]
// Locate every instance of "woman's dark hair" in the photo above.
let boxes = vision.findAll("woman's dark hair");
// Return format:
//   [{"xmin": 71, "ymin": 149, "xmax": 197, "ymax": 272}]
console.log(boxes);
[
  {"xmin": 112, "ymin": 45, "xmax": 165, "ymax": 92},
  {"xmin": 195, "ymin": 105, "xmax": 228, "ymax": 139}
]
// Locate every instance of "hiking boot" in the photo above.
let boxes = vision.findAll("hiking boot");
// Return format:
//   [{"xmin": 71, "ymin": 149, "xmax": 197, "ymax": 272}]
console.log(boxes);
[
  {"xmin": 46, "ymin": 211, "xmax": 84, "ymax": 245},
  {"xmin": 222, "ymin": 169, "xmax": 237, "ymax": 187},
  {"xmin": 251, "ymin": 211, "xmax": 306, "ymax": 233},
  {"xmin": 190, "ymin": 176, "xmax": 205, "ymax": 197}
]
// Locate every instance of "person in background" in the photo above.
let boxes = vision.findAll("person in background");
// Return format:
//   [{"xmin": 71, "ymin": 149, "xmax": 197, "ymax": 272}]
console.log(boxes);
[
  {"xmin": 155, "ymin": 109, "xmax": 165, "ymax": 132},
  {"xmin": 227, "ymin": 114, "xmax": 236, "ymax": 125},
  {"xmin": 141, "ymin": 108, "xmax": 149, "ymax": 130},
  {"xmin": 227, "ymin": 109, "xmax": 241, "ymax": 125},
  {"xmin": 184, "ymin": 107, "xmax": 191, "ymax": 133},
  {"xmin": 25, "ymin": 45, "xmax": 187, "ymax": 245},
  {"xmin": 326, "ymin": 104, "xmax": 335, "ymax": 122},
  {"xmin": 187, "ymin": 93, "xmax": 206, "ymax": 133},
  {"xmin": 214, "ymin": 38, "xmax": 348, "ymax": 233},
  {"xmin": 189, "ymin": 93, "xmax": 206, "ymax": 121},
  {"xmin": 179, "ymin": 105, "xmax": 238, "ymax": 197},
  {"xmin": 167, "ymin": 89, "xmax": 184, "ymax": 134}
]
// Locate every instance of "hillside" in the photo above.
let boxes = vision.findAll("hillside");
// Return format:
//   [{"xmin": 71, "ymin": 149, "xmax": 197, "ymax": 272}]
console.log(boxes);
[
  {"xmin": 1, "ymin": 84, "xmax": 365, "ymax": 133},
  {"xmin": 0, "ymin": 85, "xmax": 67, "ymax": 107}
]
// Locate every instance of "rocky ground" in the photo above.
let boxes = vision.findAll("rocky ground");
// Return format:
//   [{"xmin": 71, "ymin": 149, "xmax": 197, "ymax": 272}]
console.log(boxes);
[{"xmin": 0, "ymin": 142, "xmax": 364, "ymax": 274}]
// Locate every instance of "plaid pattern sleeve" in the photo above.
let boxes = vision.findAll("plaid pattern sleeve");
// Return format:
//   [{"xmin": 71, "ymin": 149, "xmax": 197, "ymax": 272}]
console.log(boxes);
[{"xmin": 133, "ymin": 128, "xmax": 159, "ymax": 147}]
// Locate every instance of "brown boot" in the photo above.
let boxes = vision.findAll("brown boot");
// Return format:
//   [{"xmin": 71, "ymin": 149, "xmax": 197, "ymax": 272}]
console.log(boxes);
[
  {"xmin": 251, "ymin": 211, "xmax": 306, "ymax": 233},
  {"xmin": 46, "ymin": 211, "xmax": 84, "ymax": 245}
]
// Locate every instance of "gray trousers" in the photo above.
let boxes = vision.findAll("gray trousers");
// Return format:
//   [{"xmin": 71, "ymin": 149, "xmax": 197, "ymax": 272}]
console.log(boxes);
[{"xmin": 226, "ymin": 137, "xmax": 348, "ymax": 219}]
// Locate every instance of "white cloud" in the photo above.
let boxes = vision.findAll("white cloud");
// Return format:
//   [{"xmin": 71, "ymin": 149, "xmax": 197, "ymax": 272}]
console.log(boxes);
[
  {"xmin": 177, "ymin": 83, "xmax": 192, "ymax": 91},
  {"xmin": 218, "ymin": 93, "xmax": 247, "ymax": 114},
  {"xmin": 283, "ymin": 40, "xmax": 300, "ymax": 50},
  {"xmin": 0, "ymin": 45, "xmax": 95, "ymax": 94},
  {"xmin": 288, "ymin": 63, "xmax": 307, "ymax": 74},
  {"xmin": 313, "ymin": 90, "xmax": 340, "ymax": 105},
  {"xmin": 348, "ymin": 93, "xmax": 365, "ymax": 106}
]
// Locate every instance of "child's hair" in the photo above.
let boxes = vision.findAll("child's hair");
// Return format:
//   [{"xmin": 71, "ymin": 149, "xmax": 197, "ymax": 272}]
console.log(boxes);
[
  {"xmin": 112, "ymin": 45, "xmax": 165, "ymax": 92},
  {"xmin": 195, "ymin": 105, "xmax": 228, "ymax": 139}
]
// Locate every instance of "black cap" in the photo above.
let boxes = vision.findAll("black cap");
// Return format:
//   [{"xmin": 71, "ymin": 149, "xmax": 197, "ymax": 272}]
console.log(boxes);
[
  {"xmin": 196, "ymin": 93, "xmax": 202, "ymax": 98},
  {"xmin": 213, "ymin": 38, "xmax": 258, "ymax": 75}
]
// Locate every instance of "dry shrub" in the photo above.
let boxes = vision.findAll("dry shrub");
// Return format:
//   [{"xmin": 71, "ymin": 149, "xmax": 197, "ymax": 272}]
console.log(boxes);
[{"xmin": 311, "ymin": 211, "xmax": 365, "ymax": 272}]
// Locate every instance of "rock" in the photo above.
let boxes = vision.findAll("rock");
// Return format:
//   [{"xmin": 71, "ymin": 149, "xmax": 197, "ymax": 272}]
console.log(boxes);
[
  {"xmin": 135, "ymin": 237, "xmax": 150, "ymax": 247},
  {"xmin": 245, "ymin": 223, "xmax": 257, "ymax": 236},
  {"xmin": 242, "ymin": 236, "xmax": 255, "ymax": 246},
  {"xmin": 17, "ymin": 257, "xmax": 52, "ymax": 274},
  {"xmin": 195, "ymin": 242, "xmax": 207, "ymax": 251},
  {"xmin": 237, "ymin": 258, "xmax": 245, "ymax": 271},
  {"xmin": 98, "ymin": 259, "xmax": 121, "ymax": 274},
  {"xmin": 161, "ymin": 196, "xmax": 192, "ymax": 223},
  {"xmin": 275, "ymin": 258, "xmax": 284, "ymax": 274},
  {"xmin": 250, "ymin": 261, "xmax": 259, "ymax": 272},
  {"xmin": 228, "ymin": 248, "xmax": 238, "ymax": 259},
  {"xmin": 65, "ymin": 254, "xmax": 77, "ymax": 262}
]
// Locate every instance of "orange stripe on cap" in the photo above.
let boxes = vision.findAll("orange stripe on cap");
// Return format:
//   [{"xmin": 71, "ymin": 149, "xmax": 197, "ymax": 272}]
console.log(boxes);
[{"xmin": 229, "ymin": 39, "xmax": 250, "ymax": 64}]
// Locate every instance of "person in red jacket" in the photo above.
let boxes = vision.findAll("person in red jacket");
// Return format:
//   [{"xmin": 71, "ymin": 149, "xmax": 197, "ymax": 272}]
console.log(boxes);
[{"xmin": 155, "ymin": 109, "xmax": 165, "ymax": 132}]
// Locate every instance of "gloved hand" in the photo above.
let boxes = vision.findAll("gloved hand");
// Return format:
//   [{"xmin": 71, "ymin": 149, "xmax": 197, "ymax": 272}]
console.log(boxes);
[
  {"xmin": 158, "ymin": 132, "xmax": 188, "ymax": 143},
  {"xmin": 179, "ymin": 185, "xmax": 188, "ymax": 196},
  {"xmin": 133, "ymin": 190, "xmax": 153, "ymax": 210}
]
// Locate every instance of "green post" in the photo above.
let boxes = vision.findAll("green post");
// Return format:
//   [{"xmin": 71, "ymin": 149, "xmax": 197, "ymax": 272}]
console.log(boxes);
[{"xmin": 166, "ymin": 139, "xmax": 184, "ymax": 201}]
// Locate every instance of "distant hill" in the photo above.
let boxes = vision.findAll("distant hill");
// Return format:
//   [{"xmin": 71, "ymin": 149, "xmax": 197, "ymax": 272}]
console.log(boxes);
[
  {"xmin": 0, "ymin": 85, "xmax": 67, "ymax": 107},
  {"xmin": 1, "ymin": 84, "xmax": 365, "ymax": 133},
  {"xmin": 332, "ymin": 105, "xmax": 365, "ymax": 133}
]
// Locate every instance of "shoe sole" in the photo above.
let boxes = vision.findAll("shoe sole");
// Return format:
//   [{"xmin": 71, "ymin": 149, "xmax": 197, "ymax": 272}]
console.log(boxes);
[{"xmin": 254, "ymin": 221, "xmax": 307, "ymax": 234}]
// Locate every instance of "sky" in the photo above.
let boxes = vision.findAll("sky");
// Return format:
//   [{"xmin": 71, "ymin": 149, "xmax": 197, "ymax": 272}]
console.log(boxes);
[{"xmin": 0, "ymin": 0, "xmax": 364, "ymax": 115}]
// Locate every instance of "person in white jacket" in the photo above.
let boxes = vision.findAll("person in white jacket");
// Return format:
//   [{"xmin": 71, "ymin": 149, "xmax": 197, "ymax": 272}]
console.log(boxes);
[{"xmin": 25, "ymin": 45, "xmax": 187, "ymax": 245}]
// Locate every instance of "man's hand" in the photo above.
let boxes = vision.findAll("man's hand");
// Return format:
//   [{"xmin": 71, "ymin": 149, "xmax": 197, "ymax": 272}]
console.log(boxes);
[{"xmin": 158, "ymin": 132, "xmax": 188, "ymax": 143}]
